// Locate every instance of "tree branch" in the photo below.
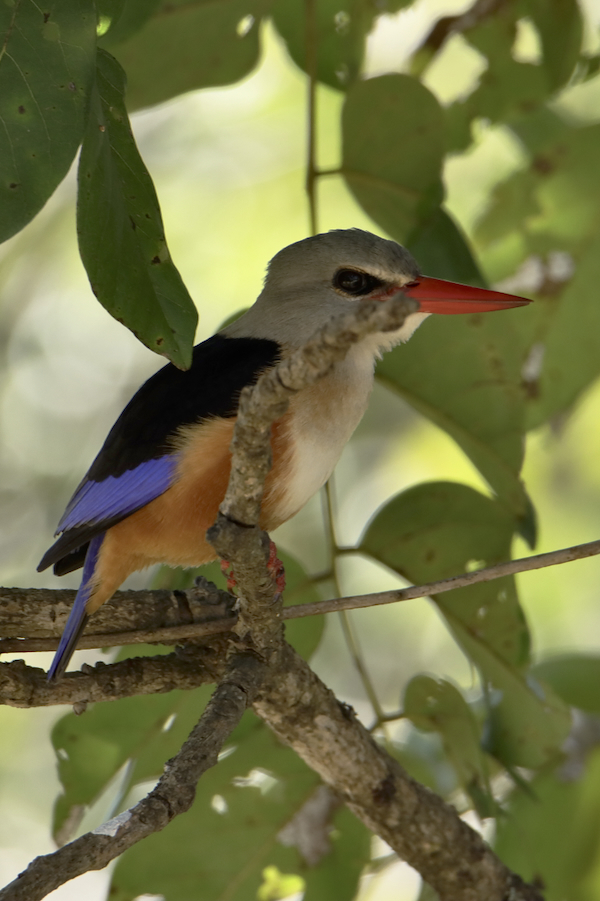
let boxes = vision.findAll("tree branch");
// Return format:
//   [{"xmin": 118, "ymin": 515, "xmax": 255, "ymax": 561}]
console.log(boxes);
[
  {"xmin": 254, "ymin": 642, "xmax": 543, "ymax": 901},
  {"xmin": 0, "ymin": 652, "xmax": 265, "ymax": 901},
  {"xmin": 3, "ymin": 537, "xmax": 599, "ymax": 657}
]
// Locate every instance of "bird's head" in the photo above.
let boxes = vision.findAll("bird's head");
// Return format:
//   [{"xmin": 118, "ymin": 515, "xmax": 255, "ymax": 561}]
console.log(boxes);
[{"xmin": 224, "ymin": 229, "xmax": 530, "ymax": 347}]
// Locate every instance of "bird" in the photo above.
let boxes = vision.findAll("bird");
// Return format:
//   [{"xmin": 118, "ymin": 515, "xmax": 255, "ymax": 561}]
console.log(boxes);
[{"xmin": 38, "ymin": 228, "xmax": 530, "ymax": 680}]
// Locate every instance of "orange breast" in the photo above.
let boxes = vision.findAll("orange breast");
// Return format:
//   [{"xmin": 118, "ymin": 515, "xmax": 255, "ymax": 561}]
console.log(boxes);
[{"xmin": 89, "ymin": 414, "xmax": 294, "ymax": 610}]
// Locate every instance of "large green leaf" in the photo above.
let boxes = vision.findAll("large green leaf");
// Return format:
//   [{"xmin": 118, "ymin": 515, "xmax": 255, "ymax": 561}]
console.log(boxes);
[
  {"xmin": 406, "ymin": 207, "xmax": 485, "ymax": 287},
  {"xmin": 52, "ymin": 683, "xmax": 214, "ymax": 840},
  {"xmin": 104, "ymin": 0, "xmax": 268, "ymax": 111},
  {"xmin": 0, "ymin": 0, "xmax": 96, "ymax": 243},
  {"xmin": 376, "ymin": 305, "xmax": 532, "ymax": 532},
  {"xmin": 342, "ymin": 74, "xmax": 445, "ymax": 241},
  {"xmin": 77, "ymin": 49, "xmax": 197, "ymax": 368},
  {"xmin": 495, "ymin": 750, "xmax": 600, "ymax": 900},
  {"xmin": 271, "ymin": 0, "xmax": 376, "ymax": 91},
  {"xmin": 110, "ymin": 713, "xmax": 370, "ymax": 901},
  {"xmin": 361, "ymin": 482, "xmax": 570, "ymax": 767}
]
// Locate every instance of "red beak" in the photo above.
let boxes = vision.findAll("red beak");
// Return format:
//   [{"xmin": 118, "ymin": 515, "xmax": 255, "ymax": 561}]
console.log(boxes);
[{"xmin": 403, "ymin": 277, "xmax": 531, "ymax": 314}]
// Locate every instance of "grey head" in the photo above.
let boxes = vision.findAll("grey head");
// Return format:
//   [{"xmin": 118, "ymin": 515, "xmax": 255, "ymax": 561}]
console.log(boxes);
[{"xmin": 223, "ymin": 229, "xmax": 425, "ymax": 347}]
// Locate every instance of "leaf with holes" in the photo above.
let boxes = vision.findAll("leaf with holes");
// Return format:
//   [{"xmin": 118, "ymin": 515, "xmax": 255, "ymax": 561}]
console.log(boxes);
[
  {"xmin": 271, "ymin": 0, "xmax": 377, "ymax": 91},
  {"xmin": 361, "ymin": 482, "xmax": 570, "ymax": 767}
]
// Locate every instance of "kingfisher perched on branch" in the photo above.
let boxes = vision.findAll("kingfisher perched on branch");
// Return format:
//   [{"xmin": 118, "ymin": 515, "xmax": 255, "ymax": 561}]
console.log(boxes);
[{"xmin": 38, "ymin": 229, "xmax": 529, "ymax": 679}]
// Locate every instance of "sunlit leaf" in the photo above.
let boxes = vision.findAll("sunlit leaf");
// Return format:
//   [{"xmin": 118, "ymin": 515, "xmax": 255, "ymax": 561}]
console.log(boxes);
[
  {"xmin": 361, "ymin": 482, "xmax": 570, "ymax": 766},
  {"xmin": 342, "ymin": 74, "xmax": 445, "ymax": 241},
  {"xmin": 110, "ymin": 712, "xmax": 370, "ymax": 901},
  {"xmin": 271, "ymin": 0, "xmax": 375, "ymax": 91},
  {"xmin": 77, "ymin": 49, "xmax": 197, "ymax": 368},
  {"xmin": 0, "ymin": 0, "xmax": 96, "ymax": 243},
  {"xmin": 104, "ymin": 0, "xmax": 267, "ymax": 111}
]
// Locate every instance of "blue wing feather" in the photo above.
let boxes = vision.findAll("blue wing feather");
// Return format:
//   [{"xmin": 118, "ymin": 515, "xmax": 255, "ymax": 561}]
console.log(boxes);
[{"xmin": 57, "ymin": 456, "xmax": 179, "ymax": 533}]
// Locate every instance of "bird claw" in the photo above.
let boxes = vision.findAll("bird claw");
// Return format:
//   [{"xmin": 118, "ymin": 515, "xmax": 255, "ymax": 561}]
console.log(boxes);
[
  {"xmin": 267, "ymin": 540, "xmax": 286, "ymax": 594},
  {"xmin": 219, "ymin": 541, "xmax": 285, "ymax": 595}
]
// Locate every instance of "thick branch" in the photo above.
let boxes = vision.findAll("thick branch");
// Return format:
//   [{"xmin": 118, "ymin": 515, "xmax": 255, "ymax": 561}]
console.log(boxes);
[
  {"xmin": 0, "ymin": 652, "xmax": 264, "ymax": 901},
  {"xmin": 254, "ymin": 642, "xmax": 543, "ymax": 901}
]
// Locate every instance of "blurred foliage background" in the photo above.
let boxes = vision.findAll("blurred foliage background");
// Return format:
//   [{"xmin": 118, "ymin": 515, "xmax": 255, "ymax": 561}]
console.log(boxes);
[{"xmin": 2, "ymin": 0, "xmax": 600, "ymax": 898}]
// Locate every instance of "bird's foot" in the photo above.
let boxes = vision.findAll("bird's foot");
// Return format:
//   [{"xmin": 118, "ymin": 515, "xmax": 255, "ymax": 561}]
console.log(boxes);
[
  {"xmin": 220, "ymin": 558, "xmax": 238, "ymax": 593},
  {"xmin": 219, "ymin": 541, "xmax": 285, "ymax": 595}
]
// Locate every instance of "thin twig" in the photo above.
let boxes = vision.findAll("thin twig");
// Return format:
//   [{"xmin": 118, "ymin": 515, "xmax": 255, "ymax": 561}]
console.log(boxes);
[
  {"xmin": 305, "ymin": 0, "xmax": 318, "ymax": 235},
  {"xmin": 284, "ymin": 538, "xmax": 600, "ymax": 618},
  {"xmin": 3, "ymin": 538, "xmax": 600, "ymax": 655}
]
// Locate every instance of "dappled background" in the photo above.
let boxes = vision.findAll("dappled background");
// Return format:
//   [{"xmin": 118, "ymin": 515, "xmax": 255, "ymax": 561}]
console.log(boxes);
[{"xmin": 2, "ymin": 0, "xmax": 600, "ymax": 898}]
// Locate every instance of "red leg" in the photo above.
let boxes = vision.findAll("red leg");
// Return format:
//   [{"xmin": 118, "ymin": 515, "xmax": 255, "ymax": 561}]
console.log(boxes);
[
  {"xmin": 267, "ymin": 540, "xmax": 286, "ymax": 594},
  {"xmin": 220, "ymin": 541, "xmax": 285, "ymax": 595},
  {"xmin": 220, "ymin": 558, "xmax": 237, "ymax": 593}
]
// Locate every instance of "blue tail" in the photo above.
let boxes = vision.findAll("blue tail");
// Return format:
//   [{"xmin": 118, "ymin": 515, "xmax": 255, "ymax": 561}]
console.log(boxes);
[{"xmin": 47, "ymin": 534, "xmax": 105, "ymax": 681}]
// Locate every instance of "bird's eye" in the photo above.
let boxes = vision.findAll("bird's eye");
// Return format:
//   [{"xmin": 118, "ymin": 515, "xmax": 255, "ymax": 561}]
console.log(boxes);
[{"xmin": 333, "ymin": 269, "xmax": 382, "ymax": 296}]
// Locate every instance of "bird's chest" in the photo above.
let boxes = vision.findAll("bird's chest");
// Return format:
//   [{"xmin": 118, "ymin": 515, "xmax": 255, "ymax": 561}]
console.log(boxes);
[{"xmin": 269, "ymin": 348, "xmax": 375, "ymax": 524}]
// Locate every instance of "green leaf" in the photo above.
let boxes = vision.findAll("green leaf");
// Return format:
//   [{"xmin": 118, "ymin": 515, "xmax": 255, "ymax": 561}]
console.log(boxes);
[
  {"xmin": 0, "ymin": 0, "xmax": 96, "ymax": 243},
  {"xmin": 342, "ymin": 74, "xmax": 445, "ymax": 242},
  {"xmin": 495, "ymin": 749, "xmax": 600, "ymax": 900},
  {"xmin": 446, "ymin": 15, "xmax": 549, "ymax": 153},
  {"xmin": 52, "ymin": 684, "xmax": 213, "ymax": 839},
  {"xmin": 303, "ymin": 807, "xmax": 370, "ymax": 901},
  {"xmin": 110, "ymin": 713, "xmax": 370, "ymax": 901},
  {"xmin": 376, "ymin": 306, "xmax": 532, "ymax": 532},
  {"xmin": 77, "ymin": 49, "xmax": 197, "ymax": 368},
  {"xmin": 271, "ymin": 0, "xmax": 375, "ymax": 91},
  {"xmin": 105, "ymin": 0, "xmax": 267, "ymax": 111},
  {"xmin": 406, "ymin": 207, "xmax": 485, "ymax": 286},
  {"xmin": 361, "ymin": 482, "xmax": 570, "ymax": 767},
  {"xmin": 404, "ymin": 676, "xmax": 494, "ymax": 816},
  {"xmin": 361, "ymin": 482, "xmax": 527, "ymax": 666},
  {"xmin": 532, "ymin": 655, "xmax": 600, "ymax": 714},
  {"xmin": 477, "ymin": 123, "xmax": 600, "ymax": 430},
  {"xmin": 525, "ymin": 0, "xmax": 583, "ymax": 92}
]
